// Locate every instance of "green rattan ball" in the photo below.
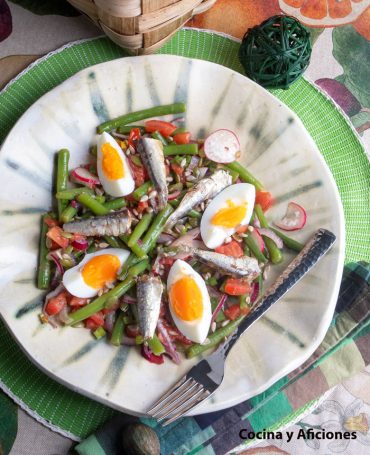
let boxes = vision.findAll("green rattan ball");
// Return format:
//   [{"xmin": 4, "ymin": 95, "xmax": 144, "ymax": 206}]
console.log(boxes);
[{"xmin": 239, "ymin": 15, "xmax": 312, "ymax": 90}]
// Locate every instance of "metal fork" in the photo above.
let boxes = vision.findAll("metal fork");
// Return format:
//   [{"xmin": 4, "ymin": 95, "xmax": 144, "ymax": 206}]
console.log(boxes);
[{"xmin": 147, "ymin": 228, "xmax": 336, "ymax": 426}]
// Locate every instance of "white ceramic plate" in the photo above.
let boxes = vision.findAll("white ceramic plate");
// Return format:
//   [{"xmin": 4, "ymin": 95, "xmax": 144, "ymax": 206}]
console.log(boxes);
[{"xmin": 0, "ymin": 55, "xmax": 344, "ymax": 416}]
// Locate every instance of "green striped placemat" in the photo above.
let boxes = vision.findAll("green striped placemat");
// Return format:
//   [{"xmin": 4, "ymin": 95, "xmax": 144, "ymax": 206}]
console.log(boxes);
[{"xmin": 0, "ymin": 29, "xmax": 369, "ymax": 440}]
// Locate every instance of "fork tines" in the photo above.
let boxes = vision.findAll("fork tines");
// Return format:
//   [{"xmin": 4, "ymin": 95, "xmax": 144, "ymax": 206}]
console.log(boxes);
[{"xmin": 147, "ymin": 376, "xmax": 210, "ymax": 426}]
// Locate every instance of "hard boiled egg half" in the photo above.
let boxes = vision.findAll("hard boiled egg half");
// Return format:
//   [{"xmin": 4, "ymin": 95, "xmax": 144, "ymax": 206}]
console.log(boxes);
[
  {"xmin": 167, "ymin": 259, "xmax": 212, "ymax": 344},
  {"xmin": 97, "ymin": 132, "xmax": 135, "ymax": 197},
  {"xmin": 63, "ymin": 248, "xmax": 129, "ymax": 298},
  {"xmin": 200, "ymin": 183, "xmax": 255, "ymax": 249}
]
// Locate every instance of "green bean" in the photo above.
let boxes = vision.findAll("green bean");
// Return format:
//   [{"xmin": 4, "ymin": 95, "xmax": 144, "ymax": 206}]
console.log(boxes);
[
  {"xmin": 147, "ymin": 335, "xmax": 165, "ymax": 355},
  {"xmin": 132, "ymin": 181, "xmax": 152, "ymax": 201},
  {"xmin": 68, "ymin": 259, "xmax": 149, "ymax": 324},
  {"xmin": 254, "ymin": 204, "xmax": 283, "ymax": 264},
  {"xmin": 151, "ymin": 131, "xmax": 168, "ymax": 146},
  {"xmin": 56, "ymin": 149, "xmax": 70, "ymax": 220},
  {"xmin": 76, "ymin": 193, "xmax": 109, "ymax": 216},
  {"xmin": 90, "ymin": 145, "xmax": 97, "ymax": 157},
  {"xmin": 163, "ymin": 143, "xmax": 198, "ymax": 156},
  {"xmin": 119, "ymin": 205, "xmax": 173, "ymax": 278},
  {"xmin": 245, "ymin": 235, "xmax": 268, "ymax": 263},
  {"xmin": 141, "ymin": 204, "xmax": 173, "ymax": 253},
  {"xmin": 225, "ymin": 162, "xmax": 264, "ymax": 191},
  {"xmin": 97, "ymin": 103, "xmax": 186, "ymax": 133},
  {"xmin": 243, "ymin": 244, "xmax": 250, "ymax": 256},
  {"xmin": 168, "ymin": 182, "xmax": 183, "ymax": 193},
  {"xmin": 103, "ymin": 198, "xmax": 127, "ymax": 211},
  {"xmin": 95, "ymin": 195, "xmax": 106, "ymax": 205},
  {"xmin": 37, "ymin": 214, "xmax": 52, "ymax": 290},
  {"xmin": 93, "ymin": 326, "xmax": 106, "ymax": 339},
  {"xmin": 119, "ymin": 234, "xmax": 130, "ymax": 246},
  {"xmin": 103, "ymin": 236, "xmax": 125, "ymax": 248},
  {"xmin": 56, "ymin": 187, "xmax": 94, "ymax": 200},
  {"xmin": 110, "ymin": 312, "xmax": 125, "ymax": 346},
  {"xmin": 129, "ymin": 243, "xmax": 147, "ymax": 259},
  {"xmin": 269, "ymin": 227, "xmax": 304, "ymax": 252},
  {"xmin": 128, "ymin": 213, "xmax": 154, "ymax": 257},
  {"xmin": 187, "ymin": 316, "xmax": 244, "ymax": 358},
  {"xmin": 60, "ymin": 204, "xmax": 77, "ymax": 223},
  {"xmin": 130, "ymin": 155, "xmax": 142, "ymax": 167},
  {"xmin": 116, "ymin": 125, "xmax": 145, "ymax": 135},
  {"xmin": 188, "ymin": 209, "xmax": 201, "ymax": 219},
  {"xmin": 171, "ymin": 127, "xmax": 187, "ymax": 135}
]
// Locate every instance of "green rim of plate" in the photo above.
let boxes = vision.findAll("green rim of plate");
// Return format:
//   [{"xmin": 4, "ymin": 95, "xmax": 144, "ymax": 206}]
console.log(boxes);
[{"xmin": 0, "ymin": 30, "xmax": 369, "ymax": 440}]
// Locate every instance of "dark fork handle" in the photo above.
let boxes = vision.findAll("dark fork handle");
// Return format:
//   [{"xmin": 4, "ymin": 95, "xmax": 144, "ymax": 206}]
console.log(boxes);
[{"xmin": 221, "ymin": 228, "xmax": 336, "ymax": 358}]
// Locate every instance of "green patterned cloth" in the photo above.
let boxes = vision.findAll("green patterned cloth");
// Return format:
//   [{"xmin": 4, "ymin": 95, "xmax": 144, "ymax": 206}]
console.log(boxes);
[{"xmin": 0, "ymin": 30, "xmax": 369, "ymax": 448}]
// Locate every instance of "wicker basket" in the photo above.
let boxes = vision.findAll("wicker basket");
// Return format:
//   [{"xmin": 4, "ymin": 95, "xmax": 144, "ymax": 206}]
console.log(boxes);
[{"xmin": 68, "ymin": 0, "xmax": 217, "ymax": 54}]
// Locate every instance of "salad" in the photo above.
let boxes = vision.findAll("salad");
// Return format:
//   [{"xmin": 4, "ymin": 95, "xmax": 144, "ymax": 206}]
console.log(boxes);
[{"xmin": 36, "ymin": 102, "xmax": 307, "ymax": 365}]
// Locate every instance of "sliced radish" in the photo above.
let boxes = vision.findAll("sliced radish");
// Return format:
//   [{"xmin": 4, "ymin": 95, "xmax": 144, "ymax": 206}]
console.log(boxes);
[
  {"xmin": 204, "ymin": 129, "xmax": 241, "ymax": 163},
  {"xmin": 250, "ymin": 229, "xmax": 265, "ymax": 252},
  {"xmin": 168, "ymin": 189, "xmax": 181, "ymax": 200},
  {"xmin": 256, "ymin": 228, "xmax": 284, "ymax": 249},
  {"xmin": 274, "ymin": 202, "xmax": 307, "ymax": 231},
  {"xmin": 70, "ymin": 167, "xmax": 100, "ymax": 189}
]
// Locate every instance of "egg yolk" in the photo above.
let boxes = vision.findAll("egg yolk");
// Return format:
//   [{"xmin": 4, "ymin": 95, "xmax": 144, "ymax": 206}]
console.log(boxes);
[
  {"xmin": 82, "ymin": 254, "xmax": 121, "ymax": 289},
  {"xmin": 101, "ymin": 142, "xmax": 125, "ymax": 180},
  {"xmin": 211, "ymin": 199, "xmax": 247, "ymax": 228},
  {"xmin": 170, "ymin": 276, "xmax": 203, "ymax": 321}
]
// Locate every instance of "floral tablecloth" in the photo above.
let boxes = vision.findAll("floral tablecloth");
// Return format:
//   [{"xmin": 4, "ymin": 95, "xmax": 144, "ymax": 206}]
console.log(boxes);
[{"xmin": 0, "ymin": 1, "xmax": 369, "ymax": 454}]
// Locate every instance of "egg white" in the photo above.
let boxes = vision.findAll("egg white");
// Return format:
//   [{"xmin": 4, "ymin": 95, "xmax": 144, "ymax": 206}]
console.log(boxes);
[
  {"xmin": 63, "ymin": 248, "xmax": 130, "ymax": 298},
  {"xmin": 167, "ymin": 259, "xmax": 212, "ymax": 344},
  {"xmin": 97, "ymin": 132, "xmax": 135, "ymax": 197},
  {"xmin": 200, "ymin": 183, "xmax": 255, "ymax": 249}
]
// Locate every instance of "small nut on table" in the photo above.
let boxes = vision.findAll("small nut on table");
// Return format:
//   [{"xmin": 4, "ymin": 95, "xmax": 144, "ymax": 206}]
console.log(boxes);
[{"xmin": 121, "ymin": 422, "xmax": 160, "ymax": 455}]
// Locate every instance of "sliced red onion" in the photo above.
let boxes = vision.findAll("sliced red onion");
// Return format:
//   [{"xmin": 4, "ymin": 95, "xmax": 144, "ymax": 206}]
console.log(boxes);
[
  {"xmin": 70, "ymin": 167, "xmax": 100, "ymax": 189},
  {"xmin": 170, "ymin": 228, "xmax": 200, "ymax": 247},
  {"xmin": 157, "ymin": 320, "xmax": 181, "ymax": 365},
  {"xmin": 70, "ymin": 200, "xmax": 81, "ymax": 209},
  {"xmin": 112, "ymin": 132, "xmax": 129, "ymax": 140},
  {"xmin": 197, "ymin": 167, "xmax": 208, "ymax": 180},
  {"xmin": 188, "ymin": 156, "xmax": 200, "ymax": 171},
  {"xmin": 121, "ymin": 336, "xmax": 136, "ymax": 346},
  {"xmin": 207, "ymin": 285, "xmax": 222, "ymax": 300},
  {"xmin": 122, "ymin": 294, "xmax": 136, "ymax": 304},
  {"xmin": 72, "ymin": 238, "xmax": 89, "ymax": 251},
  {"xmin": 57, "ymin": 305, "xmax": 73, "ymax": 325},
  {"xmin": 168, "ymin": 189, "xmax": 181, "ymax": 201},
  {"xmin": 274, "ymin": 202, "xmax": 307, "ymax": 231},
  {"xmin": 250, "ymin": 282, "xmax": 259, "ymax": 304},
  {"xmin": 48, "ymin": 253, "xmax": 64, "ymax": 275},
  {"xmin": 256, "ymin": 228, "xmax": 284, "ymax": 249},
  {"xmin": 204, "ymin": 129, "xmax": 241, "ymax": 163},
  {"xmin": 211, "ymin": 294, "xmax": 227, "ymax": 322},
  {"xmin": 141, "ymin": 344, "xmax": 164, "ymax": 364},
  {"xmin": 250, "ymin": 229, "xmax": 265, "ymax": 252},
  {"xmin": 157, "ymin": 233, "xmax": 175, "ymax": 244},
  {"xmin": 104, "ymin": 312, "xmax": 116, "ymax": 333},
  {"xmin": 253, "ymin": 218, "xmax": 261, "ymax": 228}
]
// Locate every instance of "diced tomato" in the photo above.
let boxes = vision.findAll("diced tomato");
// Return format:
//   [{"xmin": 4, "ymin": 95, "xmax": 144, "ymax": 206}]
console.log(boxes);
[
  {"xmin": 85, "ymin": 312, "xmax": 105, "ymax": 330},
  {"xmin": 129, "ymin": 159, "xmax": 147, "ymax": 187},
  {"xmin": 45, "ymin": 291, "xmax": 68, "ymax": 316},
  {"xmin": 69, "ymin": 296, "xmax": 88, "ymax": 308},
  {"xmin": 224, "ymin": 278, "xmax": 251, "ymax": 296},
  {"xmin": 173, "ymin": 132, "xmax": 190, "ymax": 144},
  {"xmin": 224, "ymin": 303, "xmax": 250, "ymax": 321},
  {"xmin": 215, "ymin": 240, "xmax": 244, "ymax": 258},
  {"xmin": 126, "ymin": 324, "xmax": 140, "ymax": 338},
  {"xmin": 235, "ymin": 225, "xmax": 248, "ymax": 234},
  {"xmin": 46, "ymin": 226, "xmax": 69, "ymax": 249},
  {"xmin": 128, "ymin": 127, "xmax": 141, "ymax": 148},
  {"xmin": 171, "ymin": 163, "xmax": 184, "ymax": 176},
  {"xmin": 44, "ymin": 216, "xmax": 59, "ymax": 228},
  {"xmin": 72, "ymin": 233, "xmax": 87, "ymax": 243},
  {"xmin": 255, "ymin": 191, "xmax": 274, "ymax": 212},
  {"xmin": 145, "ymin": 120, "xmax": 177, "ymax": 137},
  {"xmin": 137, "ymin": 200, "xmax": 149, "ymax": 212}
]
